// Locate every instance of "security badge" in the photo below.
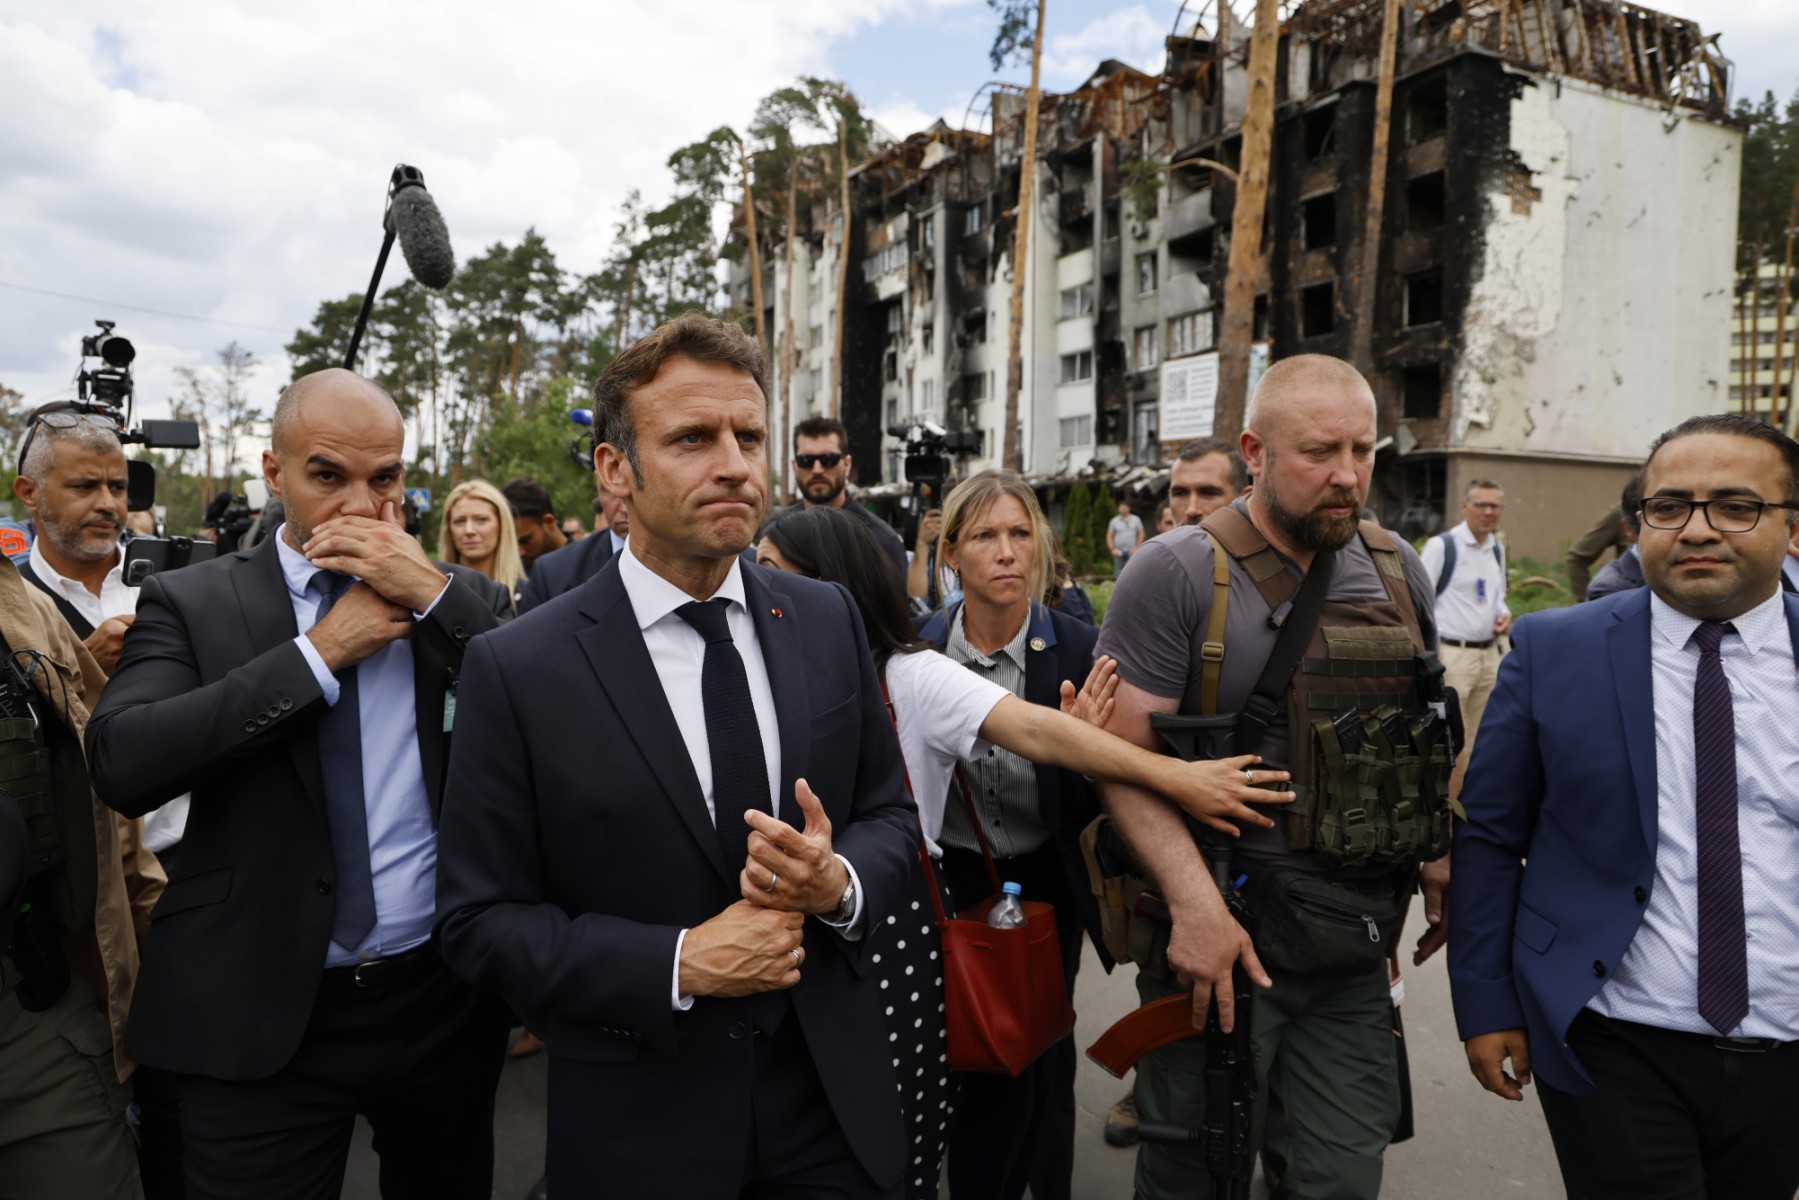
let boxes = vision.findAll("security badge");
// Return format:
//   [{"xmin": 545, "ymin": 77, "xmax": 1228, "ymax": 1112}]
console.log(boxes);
[{"xmin": 1476, "ymin": 578, "xmax": 1487, "ymax": 603}]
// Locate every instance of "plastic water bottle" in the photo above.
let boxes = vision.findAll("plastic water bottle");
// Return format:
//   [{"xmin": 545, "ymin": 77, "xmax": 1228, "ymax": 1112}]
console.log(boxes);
[{"xmin": 988, "ymin": 881, "xmax": 1027, "ymax": 929}]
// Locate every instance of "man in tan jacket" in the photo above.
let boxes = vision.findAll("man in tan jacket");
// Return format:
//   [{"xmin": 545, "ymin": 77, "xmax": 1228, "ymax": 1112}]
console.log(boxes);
[{"xmin": 0, "ymin": 552, "xmax": 163, "ymax": 1200}]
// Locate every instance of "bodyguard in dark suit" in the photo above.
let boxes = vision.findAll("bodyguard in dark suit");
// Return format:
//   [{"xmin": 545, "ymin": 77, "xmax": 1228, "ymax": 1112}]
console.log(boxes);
[
  {"xmin": 86, "ymin": 369, "xmax": 513, "ymax": 1200},
  {"xmin": 515, "ymin": 514, "xmax": 616, "ymax": 613},
  {"xmin": 436, "ymin": 314, "xmax": 917, "ymax": 1198}
]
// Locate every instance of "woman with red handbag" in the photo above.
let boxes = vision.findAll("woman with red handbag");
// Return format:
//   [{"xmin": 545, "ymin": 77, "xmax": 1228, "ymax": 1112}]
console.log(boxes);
[{"xmin": 757, "ymin": 503, "xmax": 1291, "ymax": 1200}]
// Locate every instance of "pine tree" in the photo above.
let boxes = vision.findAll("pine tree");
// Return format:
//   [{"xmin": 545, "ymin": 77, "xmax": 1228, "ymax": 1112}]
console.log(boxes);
[
  {"xmin": 1091, "ymin": 483, "xmax": 1119, "ymax": 578},
  {"xmin": 1063, "ymin": 483, "xmax": 1093, "ymax": 575}
]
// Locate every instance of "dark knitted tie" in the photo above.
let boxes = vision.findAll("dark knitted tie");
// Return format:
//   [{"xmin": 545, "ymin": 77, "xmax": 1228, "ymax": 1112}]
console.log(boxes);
[
  {"xmin": 675, "ymin": 598, "xmax": 770, "ymax": 871},
  {"xmin": 313, "ymin": 572, "xmax": 378, "ymax": 951},
  {"xmin": 1691, "ymin": 620, "xmax": 1748, "ymax": 1036}
]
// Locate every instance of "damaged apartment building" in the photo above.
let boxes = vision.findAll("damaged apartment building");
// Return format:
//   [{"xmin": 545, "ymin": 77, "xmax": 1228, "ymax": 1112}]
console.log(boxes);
[{"xmin": 730, "ymin": 0, "xmax": 1739, "ymax": 558}]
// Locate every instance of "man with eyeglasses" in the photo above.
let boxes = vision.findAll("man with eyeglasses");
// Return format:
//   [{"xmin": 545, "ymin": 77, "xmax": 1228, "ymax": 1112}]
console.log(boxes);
[
  {"xmin": 1418, "ymin": 479, "xmax": 1511, "ymax": 775},
  {"xmin": 11, "ymin": 408, "xmax": 137, "ymax": 673},
  {"xmin": 1451, "ymin": 414, "xmax": 1799, "ymax": 1199},
  {"xmin": 772, "ymin": 417, "xmax": 907, "ymax": 580}
]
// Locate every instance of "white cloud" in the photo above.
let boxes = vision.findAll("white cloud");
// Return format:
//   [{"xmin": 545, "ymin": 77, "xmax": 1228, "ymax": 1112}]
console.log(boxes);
[{"xmin": 1041, "ymin": 6, "xmax": 1168, "ymax": 87}]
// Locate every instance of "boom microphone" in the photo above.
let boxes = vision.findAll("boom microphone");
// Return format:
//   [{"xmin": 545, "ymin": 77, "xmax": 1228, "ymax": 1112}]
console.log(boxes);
[
  {"xmin": 343, "ymin": 163, "xmax": 456, "ymax": 369},
  {"xmin": 386, "ymin": 169, "xmax": 455, "ymax": 290}
]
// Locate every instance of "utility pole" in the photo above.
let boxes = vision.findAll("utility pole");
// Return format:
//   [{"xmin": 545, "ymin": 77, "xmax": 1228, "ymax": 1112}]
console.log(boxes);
[
  {"xmin": 1001, "ymin": 0, "xmax": 1047, "ymax": 473},
  {"xmin": 1213, "ymin": 0, "xmax": 1282, "ymax": 438},
  {"xmin": 1350, "ymin": 0, "xmax": 1402, "ymax": 377}
]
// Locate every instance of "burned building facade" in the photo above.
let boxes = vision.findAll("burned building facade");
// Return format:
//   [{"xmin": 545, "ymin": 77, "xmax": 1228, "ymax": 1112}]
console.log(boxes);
[{"xmin": 732, "ymin": 0, "xmax": 1738, "ymax": 559}]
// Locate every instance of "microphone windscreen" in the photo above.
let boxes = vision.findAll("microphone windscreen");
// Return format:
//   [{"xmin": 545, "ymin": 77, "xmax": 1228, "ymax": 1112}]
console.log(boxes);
[{"xmin": 387, "ymin": 187, "xmax": 456, "ymax": 290}]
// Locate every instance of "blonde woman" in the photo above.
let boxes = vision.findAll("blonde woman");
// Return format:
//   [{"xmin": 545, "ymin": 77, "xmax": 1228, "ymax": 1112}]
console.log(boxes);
[{"xmin": 438, "ymin": 480, "xmax": 525, "ymax": 605}]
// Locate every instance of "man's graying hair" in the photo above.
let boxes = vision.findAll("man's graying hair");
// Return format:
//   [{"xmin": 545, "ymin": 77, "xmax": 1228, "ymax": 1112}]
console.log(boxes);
[
  {"xmin": 20, "ymin": 415, "xmax": 124, "ymax": 483},
  {"xmin": 592, "ymin": 312, "xmax": 769, "ymax": 480}
]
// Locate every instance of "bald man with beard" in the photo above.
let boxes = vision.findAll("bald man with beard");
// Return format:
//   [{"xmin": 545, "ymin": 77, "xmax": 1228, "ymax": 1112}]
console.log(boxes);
[
  {"xmin": 1095, "ymin": 355, "xmax": 1446, "ymax": 1200},
  {"xmin": 87, "ymin": 369, "xmax": 515, "ymax": 1200}
]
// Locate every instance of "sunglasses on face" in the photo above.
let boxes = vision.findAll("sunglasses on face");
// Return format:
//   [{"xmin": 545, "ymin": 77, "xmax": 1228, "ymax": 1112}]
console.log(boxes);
[{"xmin": 795, "ymin": 453, "xmax": 844, "ymax": 470}]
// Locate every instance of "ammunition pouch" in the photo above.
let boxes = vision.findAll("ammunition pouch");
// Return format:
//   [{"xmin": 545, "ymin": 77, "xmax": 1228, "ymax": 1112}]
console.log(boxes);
[
  {"xmin": 0, "ymin": 715, "xmax": 59, "ymax": 881},
  {"xmin": 1079, "ymin": 815, "xmax": 1176, "ymax": 979}
]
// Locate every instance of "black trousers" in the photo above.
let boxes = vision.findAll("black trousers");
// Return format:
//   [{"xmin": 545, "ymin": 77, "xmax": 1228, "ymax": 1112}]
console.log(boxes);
[
  {"xmin": 940, "ymin": 841, "xmax": 1084, "ymax": 1200},
  {"xmin": 177, "ymin": 945, "xmax": 509, "ymax": 1200},
  {"xmin": 1539, "ymin": 1010, "xmax": 1799, "ymax": 1200}
]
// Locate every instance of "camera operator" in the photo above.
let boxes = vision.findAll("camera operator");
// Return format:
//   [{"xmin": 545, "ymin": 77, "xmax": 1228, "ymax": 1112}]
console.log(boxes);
[
  {"xmin": 11, "ymin": 408, "xmax": 138, "ymax": 674},
  {"xmin": 0, "ymin": 550, "xmax": 165, "ymax": 1198}
]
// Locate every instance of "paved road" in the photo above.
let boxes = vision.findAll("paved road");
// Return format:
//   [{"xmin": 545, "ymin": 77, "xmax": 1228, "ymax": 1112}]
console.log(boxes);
[{"xmin": 345, "ymin": 910, "xmax": 1564, "ymax": 1198}]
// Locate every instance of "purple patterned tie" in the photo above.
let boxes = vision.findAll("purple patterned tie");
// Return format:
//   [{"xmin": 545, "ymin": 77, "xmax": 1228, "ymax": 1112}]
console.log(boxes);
[{"xmin": 1691, "ymin": 620, "xmax": 1748, "ymax": 1036}]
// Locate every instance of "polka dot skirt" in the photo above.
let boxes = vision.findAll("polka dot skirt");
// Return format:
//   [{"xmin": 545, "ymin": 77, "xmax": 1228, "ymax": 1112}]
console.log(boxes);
[{"xmin": 872, "ymin": 861, "xmax": 956, "ymax": 1200}]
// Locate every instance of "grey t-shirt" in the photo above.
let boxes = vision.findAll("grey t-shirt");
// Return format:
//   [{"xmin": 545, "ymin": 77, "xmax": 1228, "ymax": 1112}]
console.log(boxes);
[
  {"xmin": 1107, "ymin": 514, "xmax": 1145, "ymax": 556},
  {"xmin": 1095, "ymin": 498, "xmax": 1437, "ymax": 869}
]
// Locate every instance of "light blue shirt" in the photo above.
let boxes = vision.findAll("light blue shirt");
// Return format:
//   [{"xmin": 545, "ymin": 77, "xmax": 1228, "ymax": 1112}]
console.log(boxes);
[
  {"xmin": 276, "ymin": 528, "xmax": 440, "ymax": 967},
  {"xmin": 1588, "ymin": 589, "xmax": 1799, "ymax": 1039}
]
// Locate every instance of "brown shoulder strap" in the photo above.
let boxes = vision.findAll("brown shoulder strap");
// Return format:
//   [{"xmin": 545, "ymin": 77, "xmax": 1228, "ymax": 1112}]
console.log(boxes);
[
  {"xmin": 1358, "ymin": 519, "xmax": 1424, "ymax": 648},
  {"xmin": 1200, "ymin": 506, "xmax": 1296, "ymax": 611},
  {"xmin": 1200, "ymin": 531, "xmax": 1230, "ymax": 715}
]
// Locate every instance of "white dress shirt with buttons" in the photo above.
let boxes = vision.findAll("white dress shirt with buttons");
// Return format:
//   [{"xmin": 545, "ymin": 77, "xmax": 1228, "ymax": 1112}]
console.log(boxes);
[
  {"xmin": 613, "ymin": 545, "xmax": 864, "ymax": 1010},
  {"xmin": 1587, "ymin": 589, "xmax": 1799, "ymax": 1040},
  {"xmin": 1416, "ymin": 521, "xmax": 1509, "ymax": 643}
]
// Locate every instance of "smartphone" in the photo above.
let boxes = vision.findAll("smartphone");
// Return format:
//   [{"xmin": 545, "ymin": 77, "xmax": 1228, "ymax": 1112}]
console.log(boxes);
[{"xmin": 124, "ymin": 536, "xmax": 219, "ymax": 586}]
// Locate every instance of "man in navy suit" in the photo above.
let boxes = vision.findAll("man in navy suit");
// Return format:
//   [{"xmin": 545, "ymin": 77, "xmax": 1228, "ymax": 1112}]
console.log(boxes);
[
  {"xmin": 1451, "ymin": 413, "xmax": 1799, "ymax": 1199},
  {"xmin": 435, "ymin": 313, "xmax": 916, "ymax": 1198}
]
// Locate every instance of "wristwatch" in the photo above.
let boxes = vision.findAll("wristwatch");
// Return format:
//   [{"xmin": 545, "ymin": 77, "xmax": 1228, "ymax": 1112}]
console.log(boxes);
[{"xmin": 830, "ymin": 868, "xmax": 858, "ymax": 925}]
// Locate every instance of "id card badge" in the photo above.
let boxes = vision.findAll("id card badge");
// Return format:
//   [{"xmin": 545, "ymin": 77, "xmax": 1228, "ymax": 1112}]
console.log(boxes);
[
  {"xmin": 443, "ymin": 688, "xmax": 457, "ymax": 733},
  {"xmin": 1476, "ymin": 578, "xmax": 1487, "ymax": 603}
]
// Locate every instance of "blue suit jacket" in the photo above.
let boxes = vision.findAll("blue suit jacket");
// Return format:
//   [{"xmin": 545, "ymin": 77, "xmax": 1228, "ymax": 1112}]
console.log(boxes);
[
  {"xmin": 1449, "ymin": 585, "xmax": 1799, "ymax": 1093},
  {"xmin": 517, "ymin": 530, "xmax": 616, "ymax": 614}
]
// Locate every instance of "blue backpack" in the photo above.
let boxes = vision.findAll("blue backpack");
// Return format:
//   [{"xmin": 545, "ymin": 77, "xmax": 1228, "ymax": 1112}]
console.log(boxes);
[{"xmin": 1433, "ymin": 532, "xmax": 1504, "ymax": 597}]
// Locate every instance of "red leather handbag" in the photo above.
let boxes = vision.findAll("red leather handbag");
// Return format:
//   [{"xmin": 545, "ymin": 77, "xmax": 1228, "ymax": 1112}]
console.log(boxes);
[{"xmin": 882, "ymin": 674, "xmax": 1076, "ymax": 1076}]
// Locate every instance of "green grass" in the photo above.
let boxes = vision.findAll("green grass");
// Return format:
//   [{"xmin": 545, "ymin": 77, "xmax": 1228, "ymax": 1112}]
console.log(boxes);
[
  {"xmin": 1505, "ymin": 555, "xmax": 1579, "ymax": 616},
  {"xmin": 1086, "ymin": 579, "xmax": 1114, "ymax": 625}
]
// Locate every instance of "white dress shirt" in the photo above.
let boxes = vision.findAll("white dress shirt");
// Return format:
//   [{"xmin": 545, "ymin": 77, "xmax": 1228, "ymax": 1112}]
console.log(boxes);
[
  {"xmin": 276, "ymin": 528, "xmax": 441, "ymax": 967},
  {"xmin": 27, "ymin": 538, "xmax": 198, "ymax": 851},
  {"xmin": 614, "ymin": 545, "xmax": 864, "ymax": 1009},
  {"xmin": 1416, "ymin": 521, "xmax": 1509, "ymax": 642},
  {"xmin": 882, "ymin": 648, "xmax": 1010, "ymax": 858},
  {"xmin": 1588, "ymin": 589, "xmax": 1799, "ymax": 1039}
]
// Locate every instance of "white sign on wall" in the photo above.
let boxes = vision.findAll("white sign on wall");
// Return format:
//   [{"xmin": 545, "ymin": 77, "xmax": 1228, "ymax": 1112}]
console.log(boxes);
[{"xmin": 1159, "ymin": 352, "xmax": 1219, "ymax": 442}]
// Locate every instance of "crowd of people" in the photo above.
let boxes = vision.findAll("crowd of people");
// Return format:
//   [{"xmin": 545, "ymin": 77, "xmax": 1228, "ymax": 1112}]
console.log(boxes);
[{"xmin": 2, "ymin": 309, "xmax": 1798, "ymax": 1200}]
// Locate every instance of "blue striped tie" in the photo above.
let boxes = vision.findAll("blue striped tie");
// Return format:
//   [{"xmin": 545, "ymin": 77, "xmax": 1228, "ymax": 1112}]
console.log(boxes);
[{"xmin": 313, "ymin": 572, "xmax": 378, "ymax": 951}]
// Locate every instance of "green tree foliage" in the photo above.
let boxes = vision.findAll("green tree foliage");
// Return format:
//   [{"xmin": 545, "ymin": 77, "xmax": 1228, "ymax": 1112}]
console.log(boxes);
[
  {"xmin": 1737, "ymin": 87, "xmax": 1799, "ymax": 257},
  {"xmin": 284, "ymin": 294, "xmax": 365, "ymax": 376},
  {"xmin": 1062, "ymin": 482, "xmax": 1094, "ymax": 574},
  {"xmin": 1090, "ymin": 482, "xmax": 1118, "ymax": 578},
  {"xmin": 987, "ymin": 0, "xmax": 1040, "ymax": 71}
]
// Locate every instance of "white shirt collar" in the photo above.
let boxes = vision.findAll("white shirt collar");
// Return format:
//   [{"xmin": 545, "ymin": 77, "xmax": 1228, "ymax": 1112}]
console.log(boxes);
[
  {"xmin": 273, "ymin": 523, "xmax": 335, "ymax": 600},
  {"xmin": 1650, "ymin": 585, "xmax": 1790, "ymax": 657},
  {"xmin": 1449, "ymin": 520, "xmax": 1494, "ymax": 550},
  {"xmin": 616, "ymin": 541, "xmax": 747, "ymax": 632},
  {"xmin": 28, "ymin": 535, "xmax": 123, "ymax": 597}
]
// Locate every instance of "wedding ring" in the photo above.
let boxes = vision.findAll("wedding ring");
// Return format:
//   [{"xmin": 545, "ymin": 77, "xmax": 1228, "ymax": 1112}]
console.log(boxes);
[
  {"xmin": 1245, "ymin": 769, "xmax": 1256, "ymax": 785},
  {"xmin": 767, "ymin": 870, "xmax": 779, "ymax": 892},
  {"xmin": 790, "ymin": 948, "xmax": 803, "ymax": 966}
]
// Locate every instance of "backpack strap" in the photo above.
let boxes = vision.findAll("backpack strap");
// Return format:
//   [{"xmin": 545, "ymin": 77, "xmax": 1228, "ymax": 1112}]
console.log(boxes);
[{"xmin": 1432, "ymin": 531, "xmax": 1456, "ymax": 597}]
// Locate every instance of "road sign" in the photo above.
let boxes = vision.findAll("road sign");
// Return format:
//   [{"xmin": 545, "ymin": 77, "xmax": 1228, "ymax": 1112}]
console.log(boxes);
[{"xmin": 406, "ymin": 487, "xmax": 432, "ymax": 513}]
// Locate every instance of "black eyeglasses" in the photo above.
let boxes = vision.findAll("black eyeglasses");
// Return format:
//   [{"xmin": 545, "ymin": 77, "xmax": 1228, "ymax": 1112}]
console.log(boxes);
[
  {"xmin": 1638, "ymin": 496, "xmax": 1799, "ymax": 533},
  {"xmin": 794, "ymin": 453, "xmax": 844, "ymax": 470}
]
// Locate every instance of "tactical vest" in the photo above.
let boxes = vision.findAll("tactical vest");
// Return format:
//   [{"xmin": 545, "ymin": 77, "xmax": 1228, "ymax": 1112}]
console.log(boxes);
[{"xmin": 1196, "ymin": 507, "xmax": 1453, "ymax": 868}]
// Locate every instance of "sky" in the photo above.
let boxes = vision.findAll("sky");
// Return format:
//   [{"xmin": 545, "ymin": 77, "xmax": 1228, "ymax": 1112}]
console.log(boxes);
[{"xmin": 2, "ymin": 0, "xmax": 1795, "ymax": 433}]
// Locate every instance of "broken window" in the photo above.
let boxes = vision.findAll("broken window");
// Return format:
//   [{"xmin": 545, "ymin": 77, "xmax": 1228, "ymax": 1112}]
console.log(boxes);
[
  {"xmin": 1406, "ymin": 172, "xmax": 1447, "ymax": 232},
  {"xmin": 965, "ymin": 373, "xmax": 987, "ymax": 402},
  {"xmin": 965, "ymin": 202, "xmax": 985, "ymax": 236},
  {"xmin": 922, "ymin": 214, "xmax": 936, "ymax": 249},
  {"xmin": 1137, "ymin": 254, "xmax": 1158, "ymax": 295},
  {"xmin": 1401, "ymin": 363, "xmax": 1441, "ymax": 419},
  {"xmin": 963, "ymin": 309, "xmax": 987, "ymax": 344},
  {"xmin": 922, "ymin": 323, "xmax": 934, "ymax": 355},
  {"xmin": 884, "ymin": 351, "xmax": 898, "ymax": 382},
  {"xmin": 1405, "ymin": 270, "xmax": 1444, "ymax": 327},
  {"xmin": 1302, "ymin": 193, "xmax": 1337, "ymax": 250},
  {"xmin": 1168, "ymin": 312, "xmax": 1212, "ymax": 358},
  {"xmin": 1059, "ymin": 285, "xmax": 1095, "ymax": 320},
  {"xmin": 1303, "ymin": 106, "xmax": 1336, "ymax": 160},
  {"xmin": 1301, "ymin": 282, "xmax": 1335, "ymax": 339},
  {"xmin": 1407, "ymin": 75, "xmax": 1448, "ymax": 145},
  {"xmin": 1060, "ymin": 351, "xmax": 1094, "ymax": 384}
]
